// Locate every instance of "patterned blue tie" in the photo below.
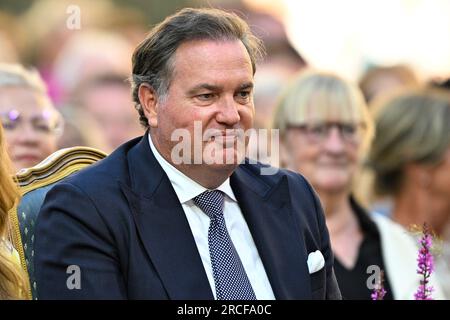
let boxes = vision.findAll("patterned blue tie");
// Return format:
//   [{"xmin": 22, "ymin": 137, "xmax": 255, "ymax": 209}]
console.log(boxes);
[{"xmin": 193, "ymin": 190, "xmax": 257, "ymax": 300}]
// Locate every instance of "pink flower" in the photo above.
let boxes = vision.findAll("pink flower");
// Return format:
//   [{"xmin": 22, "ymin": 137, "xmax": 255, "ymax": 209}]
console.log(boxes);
[
  {"xmin": 371, "ymin": 286, "xmax": 387, "ymax": 300},
  {"xmin": 371, "ymin": 270, "xmax": 387, "ymax": 300},
  {"xmin": 414, "ymin": 223, "xmax": 434, "ymax": 300}
]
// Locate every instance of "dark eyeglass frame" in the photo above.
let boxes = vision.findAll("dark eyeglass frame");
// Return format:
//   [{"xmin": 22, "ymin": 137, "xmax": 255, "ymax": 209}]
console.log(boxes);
[{"xmin": 286, "ymin": 121, "xmax": 366, "ymax": 144}]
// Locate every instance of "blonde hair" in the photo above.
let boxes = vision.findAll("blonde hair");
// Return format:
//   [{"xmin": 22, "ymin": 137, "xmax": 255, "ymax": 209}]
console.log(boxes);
[
  {"xmin": 0, "ymin": 63, "xmax": 65, "ymax": 139},
  {"xmin": 0, "ymin": 63, "xmax": 47, "ymax": 93},
  {"xmin": 273, "ymin": 69, "xmax": 374, "ymax": 153},
  {"xmin": 0, "ymin": 124, "xmax": 28, "ymax": 299},
  {"xmin": 359, "ymin": 64, "xmax": 420, "ymax": 103},
  {"xmin": 368, "ymin": 88, "xmax": 450, "ymax": 196}
]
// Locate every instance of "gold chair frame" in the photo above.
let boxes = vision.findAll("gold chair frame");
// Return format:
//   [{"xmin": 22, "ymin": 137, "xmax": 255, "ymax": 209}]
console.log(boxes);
[{"xmin": 8, "ymin": 146, "xmax": 107, "ymax": 299}]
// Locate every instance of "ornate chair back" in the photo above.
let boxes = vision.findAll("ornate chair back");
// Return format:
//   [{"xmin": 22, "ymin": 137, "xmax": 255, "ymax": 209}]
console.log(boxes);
[{"xmin": 8, "ymin": 147, "xmax": 107, "ymax": 299}]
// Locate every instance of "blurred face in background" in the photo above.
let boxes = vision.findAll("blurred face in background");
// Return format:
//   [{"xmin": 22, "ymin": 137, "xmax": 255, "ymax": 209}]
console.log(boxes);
[
  {"xmin": 423, "ymin": 147, "xmax": 450, "ymax": 233},
  {"xmin": 276, "ymin": 72, "xmax": 371, "ymax": 196},
  {"xmin": 284, "ymin": 117, "xmax": 364, "ymax": 195},
  {"xmin": 368, "ymin": 89, "xmax": 450, "ymax": 235},
  {"xmin": 0, "ymin": 86, "xmax": 62, "ymax": 171},
  {"xmin": 80, "ymin": 82, "xmax": 143, "ymax": 151}
]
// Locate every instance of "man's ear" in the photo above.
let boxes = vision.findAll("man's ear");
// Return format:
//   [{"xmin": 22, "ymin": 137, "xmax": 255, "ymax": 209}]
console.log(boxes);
[{"xmin": 138, "ymin": 83, "xmax": 158, "ymax": 128}]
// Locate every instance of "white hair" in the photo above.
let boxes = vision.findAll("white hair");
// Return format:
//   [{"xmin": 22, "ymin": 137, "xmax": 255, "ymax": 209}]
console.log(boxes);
[{"xmin": 0, "ymin": 63, "xmax": 47, "ymax": 93}]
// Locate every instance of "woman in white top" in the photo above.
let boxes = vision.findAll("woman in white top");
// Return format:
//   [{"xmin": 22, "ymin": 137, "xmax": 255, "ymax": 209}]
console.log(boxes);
[
  {"xmin": 273, "ymin": 70, "xmax": 444, "ymax": 299},
  {"xmin": 367, "ymin": 88, "xmax": 450, "ymax": 299}
]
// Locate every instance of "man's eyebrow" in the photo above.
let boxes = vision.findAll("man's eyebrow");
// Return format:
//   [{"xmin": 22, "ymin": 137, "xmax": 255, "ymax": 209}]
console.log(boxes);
[
  {"xmin": 187, "ymin": 83, "xmax": 222, "ymax": 95},
  {"xmin": 237, "ymin": 82, "xmax": 254, "ymax": 90},
  {"xmin": 187, "ymin": 82, "xmax": 254, "ymax": 95}
]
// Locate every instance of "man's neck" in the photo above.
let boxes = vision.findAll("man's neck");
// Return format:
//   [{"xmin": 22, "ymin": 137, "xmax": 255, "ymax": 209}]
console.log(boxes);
[{"xmin": 172, "ymin": 162, "xmax": 235, "ymax": 189}]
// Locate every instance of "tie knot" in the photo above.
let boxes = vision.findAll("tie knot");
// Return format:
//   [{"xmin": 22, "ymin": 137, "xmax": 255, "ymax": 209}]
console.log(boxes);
[{"xmin": 193, "ymin": 190, "xmax": 225, "ymax": 220}]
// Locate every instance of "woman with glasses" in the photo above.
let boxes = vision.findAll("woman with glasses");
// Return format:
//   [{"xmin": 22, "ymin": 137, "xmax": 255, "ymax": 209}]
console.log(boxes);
[
  {"xmin": 0, "ymin": 64, "xmax": 63, "ymax": 172},
  {"xmin": 272, "ymin": 70, "xmax": 444, "ymax": 299}
]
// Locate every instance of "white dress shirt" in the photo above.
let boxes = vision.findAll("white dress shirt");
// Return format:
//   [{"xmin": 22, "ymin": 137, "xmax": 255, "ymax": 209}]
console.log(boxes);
[{"xmin": 149, "ymin": 134, "xmax": 275, "ymax": 300}]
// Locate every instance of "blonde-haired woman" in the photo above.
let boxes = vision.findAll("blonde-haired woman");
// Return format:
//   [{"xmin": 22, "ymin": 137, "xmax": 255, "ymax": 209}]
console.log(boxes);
[
  {"xmin": 367, "ymin": 88, "xmax": 450, "ymax": 298},
  {"xmin": 0, "ymin": 63, "xmax": 64, "ymax": 172},
  {"xmin": 273, "ymin": 70, "xmax": 444, "ymax": 299},
  {"xmin": 0, "ymin": 123, "xmax": 29, "ymax": 299}
]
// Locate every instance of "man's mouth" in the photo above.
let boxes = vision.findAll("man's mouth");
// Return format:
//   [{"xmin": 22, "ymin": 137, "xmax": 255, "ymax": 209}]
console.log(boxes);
[{"xmin": 205, "ymin": 129, "xmax": 242, "ymax": 144}]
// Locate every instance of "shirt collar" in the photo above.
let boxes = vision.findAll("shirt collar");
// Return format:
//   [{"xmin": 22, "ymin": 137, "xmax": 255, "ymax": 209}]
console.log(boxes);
[{"xmin": 148, "ymin": 133, "xmax": 237, "ymax": 204}]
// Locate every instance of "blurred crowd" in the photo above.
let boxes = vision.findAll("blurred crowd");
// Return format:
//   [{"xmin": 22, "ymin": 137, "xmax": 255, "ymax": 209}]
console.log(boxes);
[{"xmin": 0, "ymin": 0, "xmax": 449, "ymax": 300}]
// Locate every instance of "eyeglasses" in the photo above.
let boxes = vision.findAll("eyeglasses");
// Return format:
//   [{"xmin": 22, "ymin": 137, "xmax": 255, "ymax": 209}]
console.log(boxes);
[
  {"xmin": 1, "ymin": 109, "xmax": 64, "ymax": 136},
  {"xmin": 287, "ymin": 122, "xmax": 365, "ymax": 144}
]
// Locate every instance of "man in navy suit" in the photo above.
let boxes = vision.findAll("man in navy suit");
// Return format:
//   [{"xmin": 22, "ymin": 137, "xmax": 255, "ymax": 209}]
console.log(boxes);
[{"xmin": 34, "ymin": 8, "xmax": 341, "ymax": 300}]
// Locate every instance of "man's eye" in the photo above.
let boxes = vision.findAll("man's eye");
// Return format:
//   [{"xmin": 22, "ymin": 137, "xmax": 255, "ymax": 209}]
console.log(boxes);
[
  {"xmin": 237, "ymin": 91, "xmax": 250, "ymax": 99},
  {"xmin": 197, "ymin": 93, "xmax": 215, "ymax": 100}
]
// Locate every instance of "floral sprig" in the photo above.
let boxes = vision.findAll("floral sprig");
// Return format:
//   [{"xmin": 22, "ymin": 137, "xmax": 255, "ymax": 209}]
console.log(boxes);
[
  {"xmin": 371, "ymin": 270, "xmax": 387, "ymax": 300},
  {"xmin": 414, "ymin": 223, "xmax": 434, "ymax": 300}
]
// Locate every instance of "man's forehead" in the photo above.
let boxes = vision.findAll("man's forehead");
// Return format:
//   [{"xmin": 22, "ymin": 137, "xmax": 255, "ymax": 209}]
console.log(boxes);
[
  {"xmin": 170, "ymin": 40, "xmax": 253, "ymax": 87},
  {"xmin": 173, "ymin": 39, "xmax": 252, "ymax": 66}
]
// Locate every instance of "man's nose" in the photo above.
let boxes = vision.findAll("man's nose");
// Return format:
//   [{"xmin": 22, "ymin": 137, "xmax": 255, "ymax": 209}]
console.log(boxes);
[
  {"xmin": 322, "ymin": 127, "xmax": 345, "ymax": 153},
  {"xmin": 216, "ymin": 96, "xmax": 241, "ymax": 126}
]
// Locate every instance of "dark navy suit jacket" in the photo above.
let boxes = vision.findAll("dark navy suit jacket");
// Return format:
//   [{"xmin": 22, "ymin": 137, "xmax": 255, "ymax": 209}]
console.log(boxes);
[{"xmin": 34, "ymin": 134, "xmax": 341, "ymax": 299}]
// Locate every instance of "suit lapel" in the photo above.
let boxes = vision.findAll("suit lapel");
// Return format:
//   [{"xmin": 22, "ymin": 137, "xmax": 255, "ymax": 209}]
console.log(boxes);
[
  {"xmin": 231, "ymin": 166, "xmax": 311, "ymax": 299},
  {"xmin": 120, "ymin": 134, "xmax": 311, "ymax": 299},
  {"xmin": 121, "ymin": 134, "xmax": 213, "ymax": 299}
]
